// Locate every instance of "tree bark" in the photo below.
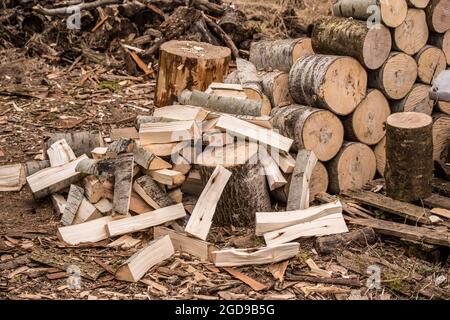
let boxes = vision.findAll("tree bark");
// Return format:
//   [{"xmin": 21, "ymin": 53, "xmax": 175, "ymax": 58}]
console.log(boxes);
[
  {"xmin": 196, "ymin": 143, "xmax": 271, "ymax": 227},
  {"xmin": 315, "ymin": 227, "xmax": 377, "ymax": 255},
  {"xmin": 326, "ymin": 142, "xmax": 377, "ymax": 194},
  {"xmin": 312, "ymin": 16, "xmax": 391, "ymax": 70},
  {"xmin": 368, "ymin": 52, "xmax": 417, "ymax": 100},
  {"xmin": 271, "ymin": 105, "xmax": 344, "ymax": 161},
  {"xmin": 155, "ymin": 40, "xmax": 231, "ymax": 107},
  {"xmin": 341, "ymin": 89, "xmax": 390, "ymax": 145},
  {"xmin": 249, "ymin": 38, "xmax": 313, "ymax": 72},
  {"xmin": 260, "ymin": 71, "xmax": 293, "ymax": 109},
  {"xmin": 332, "ymin": 0, "xmax": 408, "ymax": 27},
  {"xmin": 385, "ymin": 112, "xmax": 433, "ymax": 201},
  {"xmin": 289, "ymin": 54, "xmax": 367, "ymax": 115}
]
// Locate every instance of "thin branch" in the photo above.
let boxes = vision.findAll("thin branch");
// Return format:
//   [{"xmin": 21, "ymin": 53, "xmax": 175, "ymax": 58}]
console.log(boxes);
[{"xmin": 33, "ymin": 0, "xmax": 123, "ymax": 16}]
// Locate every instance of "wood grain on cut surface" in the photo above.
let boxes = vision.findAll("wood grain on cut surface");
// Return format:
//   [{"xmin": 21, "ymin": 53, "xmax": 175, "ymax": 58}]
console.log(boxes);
[
  {"xmin": 0, "ymin": 164, "xmax": 25, "ymax": 192},
  {"xmin": 212, "ymin": 243, "xmax": 300, "ymax": 267},
  {"xmin": 47, "ymin": 139, "xmax": 76, "ymax": 167},
  {"xmin": 287, "ymin": 150, "xmax": 317, "ymax": 211},
  {"xmin": 107, "ymin": 203, "xmax": 186, "ymax": 237},
  {"xmin": 185, "ymin": 165, "xmax": 231, "ymax": 240},
  {"xmin": 57, "ymin": 216, "xmax": 117, "ymax": 245}
]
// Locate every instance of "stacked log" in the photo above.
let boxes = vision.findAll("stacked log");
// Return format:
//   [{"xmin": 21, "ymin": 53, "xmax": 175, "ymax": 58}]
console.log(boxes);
[{"xmin": 242, "ymin": 0, "xmax": 449, "ymax": 198}]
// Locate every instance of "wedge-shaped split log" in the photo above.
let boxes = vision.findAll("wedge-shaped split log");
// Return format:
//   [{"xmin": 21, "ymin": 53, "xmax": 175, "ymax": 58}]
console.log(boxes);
[
  {"xmin": 57, "ymin": 216, "xmax": 119, "ymax": 246},
  {"xmin": 133, "ymin": 145, "xmax": 171, "ymax": 171},
  {"xmin": 73, "ymin": 198, "xmax": 102, "ymax": 225},
  {"xmin": 256, "ymin": 201, "xmax": 343, "ymax": 236},
  {"xmin": 152, "ymin": 105, "xmax": 209, "ymax": 122},
  {"xmin": 263, "ymin": 213, "xmax": 349, "ymax": 246},
  {"xmin": 215, "ymin": 115, "xmax": 293, "ymax": 153},
  {"xmin": 106, "ymin": 203, "xmax": 186, "ymax": 237},
  {"xmin": 287, "ymin": 149, "xmax": 318, "ymax": 211},
  {"xmin": 27, "ymin": 155, "xmax": 88, "ymax": 199},
  {"xmin": 185, "ymin": 165, "xmax": 232, "ymax": 240},
  {"xmin": 133, "ymin": 175, "xmax": 175, "ymax": 210},
  {"xmin": 139, "ymin": 120, "xmax": 196, "ymax": 145},
  {"xmin": 115, "ymin": 235, "xmax": 175, "ymax": 283},
  {"xmin": 150, "ymin": 169, "xmax": 186, "ymax": 187},
  {"xmin": 258, "ymin": 146, "xmax": 287, "ymax": 191},
  {"xmin": 0, "ymin": 164, "xmax": 25, "ymax": 192},
  {"xmin": 75, "ymin": 158, "xmax": 115, "ymax": 178},
  {"xmin": 154, "ymin": 226, "xmax": 216, "ymax": 262},
  {"xmin": 47, "ymin": 139, "xmax": 76, "ymax": 167},
  {"xmin": 60, "ymin": 184, "xmax": 85, "ymax": 226},
  {"xmin": 112, "ymin": 153, "xmax": 134, "ymax": 215},
  {"xmin": 212, "ymin": 243, "xmax": 300, "ymax": 267}
]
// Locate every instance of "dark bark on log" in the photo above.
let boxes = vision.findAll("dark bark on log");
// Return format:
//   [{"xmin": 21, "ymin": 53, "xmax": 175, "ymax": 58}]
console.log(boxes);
[
  {"xmin": 315, "ymin": 227, "xmax": 377, "ymax": 255},
  {"xmin": 385, "ymin": 113, "xmax": 433, "ymax": 201}
]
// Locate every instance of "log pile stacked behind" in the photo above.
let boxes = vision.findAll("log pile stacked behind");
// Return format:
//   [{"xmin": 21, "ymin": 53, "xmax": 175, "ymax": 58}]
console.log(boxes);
[{"xmin": 246, "ymin": 0, "xmax": 449, "ymax": 196}]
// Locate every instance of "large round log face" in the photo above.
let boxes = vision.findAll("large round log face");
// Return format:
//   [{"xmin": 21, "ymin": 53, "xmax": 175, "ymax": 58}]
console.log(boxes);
[
  {"xmin": 415, "ymin": 46, "xmax": 447, "ymax": 84},
  {"xmin": 344, "ymin": 89, "xmax": 390, "ymax": 145},
  {"xmin": 385, "ymin": 112, "xmax": 433, "ymax": 201},
  {"xmin": 426, "ymin": 0, "xmax": 450, "ymax": 33},
  {"xmin": 155, "ymin": 40, "xmax": 231, "ymax": 107},
  {"xmin": 391, "ymin": 84, "xmax": 433, "ymax": 115},
  {"xmin": 322, "ymin": 57, "xmax": 367, "ymax": 115},
  {"xmin": 437, "ymin": 101, "xmax": 450, "ymax": 114},
  {"xmin": 327, "ymin": 142, "xmax": 377, "ymax": 194},
  {"xmin": 370, "ymin": 52, "xmax": 417, "ymax": 100},
  {"xmin": 302, "ymin": 110, "xmax": 345, "ymax": 161},
  {"xmin": 362, "ymin": 26, "xmax": 392, "ymax": 70},
  {"xmin": 381, "ymin": 0, "xmax": 409, "ymax": 26},
  {"xmin": 393, "ymin": 9, "xmax": 429, "ymax": 55}
]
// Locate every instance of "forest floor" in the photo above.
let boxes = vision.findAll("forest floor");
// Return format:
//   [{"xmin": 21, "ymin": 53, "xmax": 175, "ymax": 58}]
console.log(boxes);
[{"xmin": 0, "ymin": 0, "xmax": 449, "ymax": 300}]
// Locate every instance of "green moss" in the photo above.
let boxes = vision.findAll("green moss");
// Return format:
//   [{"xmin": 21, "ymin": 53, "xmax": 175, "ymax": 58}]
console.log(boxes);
[{"xmin": 99, "ymin": 80, "xmax": 120, "ymax": 92}]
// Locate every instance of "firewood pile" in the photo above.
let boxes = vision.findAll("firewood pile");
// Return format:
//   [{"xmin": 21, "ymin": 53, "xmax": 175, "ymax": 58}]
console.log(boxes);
[{"xmin": 1, "ymin": 0, "xmax": 450, "ymax": 300}]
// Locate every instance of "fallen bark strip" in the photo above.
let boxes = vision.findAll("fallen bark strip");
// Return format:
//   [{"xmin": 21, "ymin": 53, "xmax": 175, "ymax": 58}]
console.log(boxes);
[
  {"xmin": 314, "ymin": 227, "xmax": 377, "ymax": 255},
  {"xmin": 341, "ymin": 189, "xmax": 431, "ymax": 224}
]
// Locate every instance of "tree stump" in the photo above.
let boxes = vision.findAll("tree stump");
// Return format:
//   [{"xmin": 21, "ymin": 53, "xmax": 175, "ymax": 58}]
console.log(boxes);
[
  {"xmin": 332, "ymin": 0, "xmax": 408, "ymax": 27},
  {"xmin": 196, "ymin": 142, "xmax": 271, "ymax": 227},
  {"xmin": 368, "ymin": 52, "xmax": 417, "ymax": 100},
  {"xmin": 415, "ymin": 46, "xmax": 447, "ymax": 84},
  {"xmin": 155, "ymin": 40, "xmax": 231, "ymax": 107},
  {"xmin": 311, "ymin": 16, "xmax": 392, "ymax": 69},
  {"xmin": 271, "ymin": 105, "xmax": 344, "ymax": 161},
  {"xmin": 249, "ymin": 38, "xmax": 313, "ymax": 72},
  {"xmin": 393, "ymin": 9, "xmax": 429, "ymax": 55},
  {"xmin": 327, "ymin": 142, "xmax": 377, "ymax": 194},
  {"xmin": 432, "ymin": 113, "xmax": 450, "ymax": 162},
  {"xmin": 289, "ymin": 54, "xmax": 367, "ymax": 115},
  {"xmin": 385, "ymin": 112, "xmax": 433, "ymax": 201},
  {"xmin": 342, "ymin": 89, "xmax": 390, "ymax": 145},
  {"xmin": 428, "ymin": 31, "xmax": 450, "ymax": 65},
  {"xmin": 373, "ymin": 136, "xmax": 386, "ymax": 177},
  {"xmin": 425, "ymin": 0, "xmax": 450, "ymax": 33},
  {"xmin": 391, "ymin": 84, "xmax": 434, "ymax": 115}
]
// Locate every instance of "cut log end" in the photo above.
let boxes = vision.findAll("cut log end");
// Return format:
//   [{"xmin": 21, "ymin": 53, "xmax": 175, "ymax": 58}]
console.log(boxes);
[
  {"xmin": 327, "ymin": 142, "xmax": 377, "ymax": 194},
  {"xmin": 415, "ymin": 46, "xmax": 447, "ymax": 85},
  {"xmin": 394, "ymin": 9, "xmax": 429, "ymax": 55},
  {"xmin": 381, "ymin": 0, "xmax": 409, "ymax": 27},
  {"xmin": 362, "ymin": 25, "xmax": 392, "ymax": 70},
  {"xmin": 426, "ymin": 0, "xmax": 450, "ymax": 33},
  {"xmin": 391, "ymin": 84, "xmax": 433, "ymax": 115},
  {"xmin": 344, "ymin": 89, "xmax": 390, "ymax": 145},
  {"xmin": 322, "ymin": 57, "xmax": 367, "ymax": 115}
]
